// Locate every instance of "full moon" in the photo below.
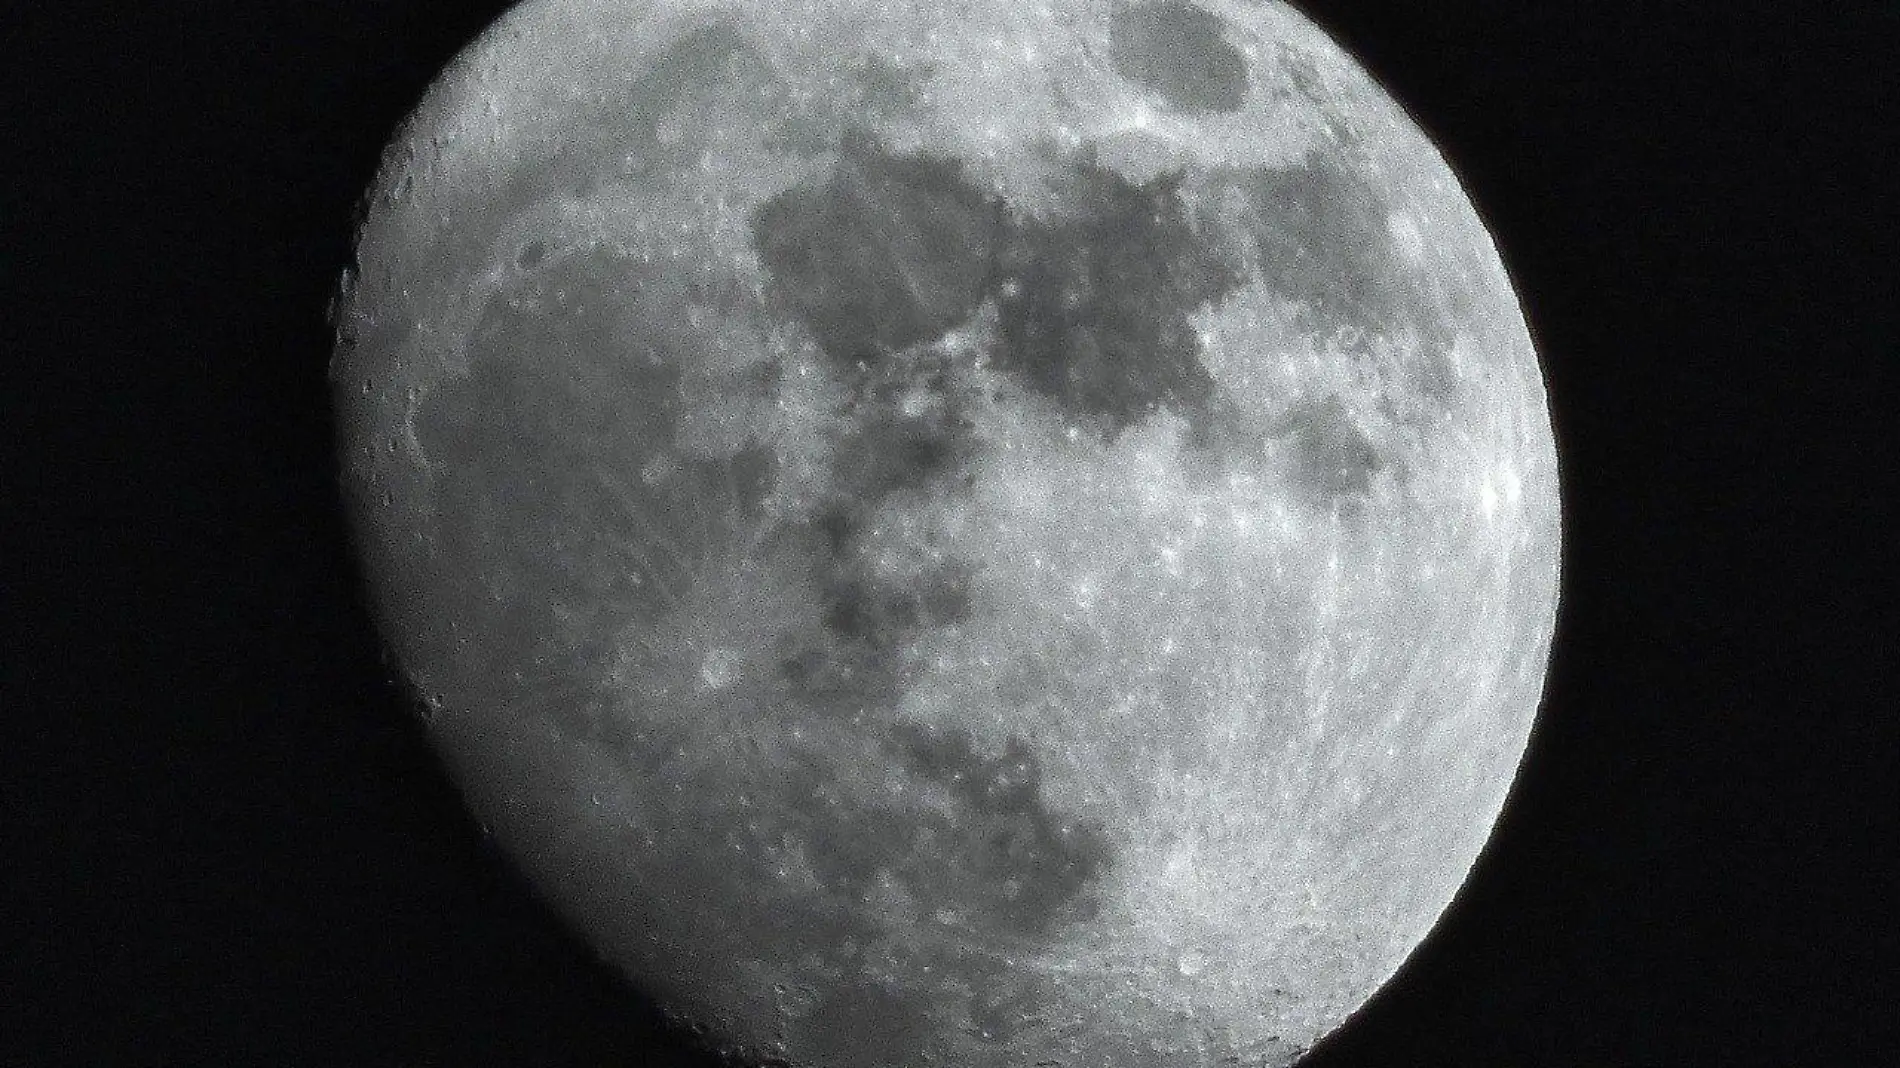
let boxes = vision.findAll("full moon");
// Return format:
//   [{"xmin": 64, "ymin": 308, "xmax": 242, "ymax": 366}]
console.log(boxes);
[{"xmin": 332, "ymin": 0, "xmax": 1561, "ymax": 1064}]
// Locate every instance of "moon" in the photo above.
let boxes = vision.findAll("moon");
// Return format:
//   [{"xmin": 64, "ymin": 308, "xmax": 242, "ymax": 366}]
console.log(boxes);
[{"xmin": 331, "ymin": 1, "xmax": 1561, "ymax": 1065}]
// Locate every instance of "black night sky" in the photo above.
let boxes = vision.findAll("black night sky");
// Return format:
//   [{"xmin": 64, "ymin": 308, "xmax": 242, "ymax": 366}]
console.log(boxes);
[{"xmin": 7, "ymin": 2, "xmax": 1895, "ymax": 1065}]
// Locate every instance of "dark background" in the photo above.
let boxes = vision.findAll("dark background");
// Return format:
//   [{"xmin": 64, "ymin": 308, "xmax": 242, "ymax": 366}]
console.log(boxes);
[{"xmin": 7, "ymin": 1, "xmax": 1894, "ymax": 1064}]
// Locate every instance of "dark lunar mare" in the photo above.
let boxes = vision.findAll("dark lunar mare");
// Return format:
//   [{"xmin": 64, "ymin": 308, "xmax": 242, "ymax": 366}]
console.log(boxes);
[
  {"xmin": 762, "ymin": 137, "xmax": 1252, "ymax": 1060},
  {"xmin": 1168, "ymin": 152, "xmax": 1474, "ymax": 504},
  {"xmin": 732, "ymin": 135, "xmax": 1472, "ymax": 1050},
  {"xmin": 746, "ymin": 136, "xmax": 1269, "ymax": 981},
  {"xmin": 991, "ymin": 159, "xmax": 1243, "ymax": 436},
  {"xmin": 413, "ymin": 97, "xmax": 1460, "ymax": 1066},
  {"xmin": 741, "ymin": 138, "xmax": 1305, "ymax": 1000},
  {"xmin": 415, "ymin": 260, "xmax": 689, "ymax": 653},
  {"xmin": 415, "ymin": 192, "xmax": 1127, "ymax": 1062},
  {"xmin": 1282, "ymin": 394, "xmax": 1385, "ymax": 502},
  {"xmin": 753, "ymin": 133, "xmax": 1244, "ymax": 439},
  {"xmin": 768, "ymin": 345, "xmax": 1116, "ymax": 949},
  {"xmin": 751, "ymin": 131, "xmax": 1005, "ymax": 365},
  {"xmin": 1203, "ymin": 154, "xmax": 1463, "ymax": 414},
  {"xmin": 1218, "ymin": 156, "xmax": 1441, "ymax": 346},
  {"xmin": 1108, "ymin": 0, "xmax": 1251, "ymax": 114},
  {"xmin": 410, "ymin": 251, "xmax": 784, "ymax": 756}
]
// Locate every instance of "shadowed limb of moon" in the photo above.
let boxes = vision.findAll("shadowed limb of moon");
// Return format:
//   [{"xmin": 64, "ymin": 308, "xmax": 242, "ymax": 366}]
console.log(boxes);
[{"xmin": 332, "ymin": 1, "xmax": 1561, "ymax": 1066}]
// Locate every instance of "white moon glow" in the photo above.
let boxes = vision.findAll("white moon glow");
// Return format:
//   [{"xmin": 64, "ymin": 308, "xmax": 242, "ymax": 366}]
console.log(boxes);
[{"xmin": 331, "ymin": 1, "xmax": 1561, "ymax": 1065}]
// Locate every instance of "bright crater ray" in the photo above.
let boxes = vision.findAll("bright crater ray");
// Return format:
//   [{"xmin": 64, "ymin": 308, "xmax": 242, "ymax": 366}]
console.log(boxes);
[{"xmin": 331, "ymin": 1, "xmax": 1562, "ymax": 1065}]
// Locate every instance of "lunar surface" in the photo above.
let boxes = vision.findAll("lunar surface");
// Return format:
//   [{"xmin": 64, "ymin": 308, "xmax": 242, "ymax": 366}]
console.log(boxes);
[{"xmin": 331, "ymin": 1, "xmax": 1561, "ymax": 1064}]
